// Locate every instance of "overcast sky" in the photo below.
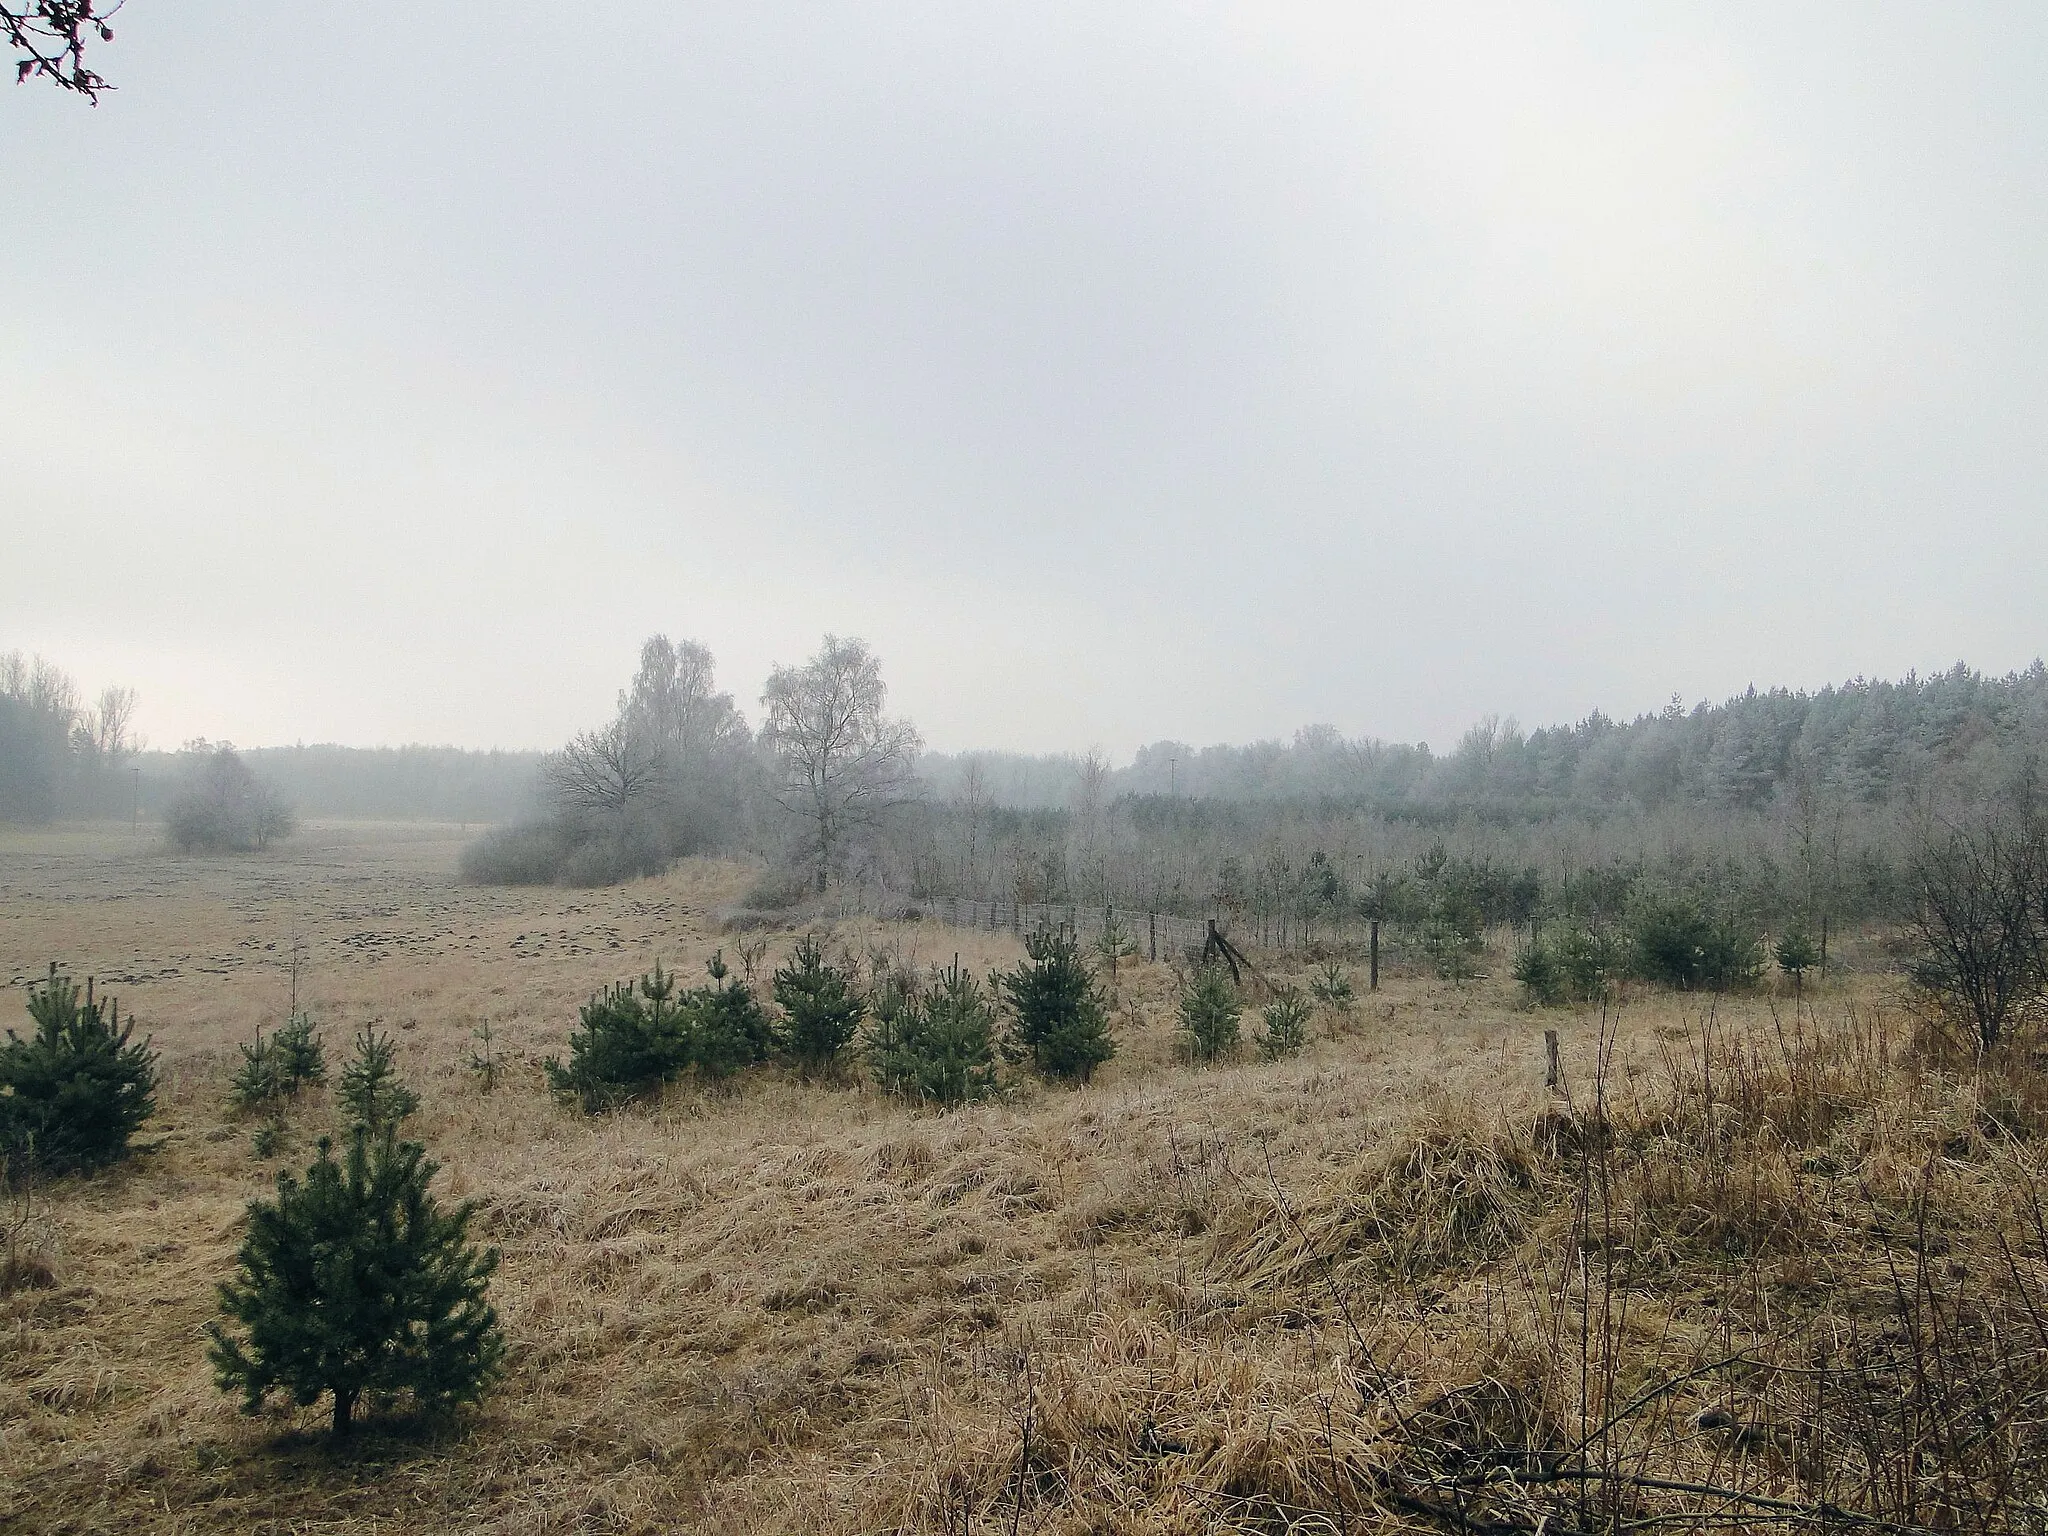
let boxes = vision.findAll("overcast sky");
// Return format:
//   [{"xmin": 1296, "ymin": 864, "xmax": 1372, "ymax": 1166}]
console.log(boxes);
[{"xmin": 5, "ymin": 4, "xmax": 2044, "ymax": 757}]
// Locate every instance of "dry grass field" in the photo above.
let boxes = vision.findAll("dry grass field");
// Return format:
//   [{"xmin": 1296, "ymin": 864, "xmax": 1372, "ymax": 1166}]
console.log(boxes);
[{"xmin": 4, "ymin": 823, "xmax": 2045, "ymax": 1534}]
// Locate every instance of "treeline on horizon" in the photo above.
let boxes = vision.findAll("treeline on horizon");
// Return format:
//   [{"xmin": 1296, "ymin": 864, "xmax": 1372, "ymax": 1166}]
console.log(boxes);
[
  {"xmin": 877, "ymin": 661, "xmax": 2048, "ymax": 944},
  {"xmin": 0, "ymin": 649, "xmax": 550, "ymax": 825},
  {"xmin": 7, "ymin": 645, "xmax": 2047, "ymax": 933},
  {"xmin": 923, "ymin": 661, "xmax": 2048, "ymax": 815}
]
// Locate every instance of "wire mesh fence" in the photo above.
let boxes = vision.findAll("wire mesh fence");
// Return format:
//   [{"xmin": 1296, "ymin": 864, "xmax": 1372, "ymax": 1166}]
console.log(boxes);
[{"xmin": 923, "ymin": 897, "xmax": 1219, "ymax": 962}]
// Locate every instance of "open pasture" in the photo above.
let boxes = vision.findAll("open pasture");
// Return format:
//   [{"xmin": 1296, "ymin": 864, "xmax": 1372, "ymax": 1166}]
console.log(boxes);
[{"xmin": 1, "ymin": 823, "xmax": 1932, "ymax": 1535}]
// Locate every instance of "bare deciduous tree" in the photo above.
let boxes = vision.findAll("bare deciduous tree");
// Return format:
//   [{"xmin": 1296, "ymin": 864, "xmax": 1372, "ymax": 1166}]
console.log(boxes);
[
  {"xmin": 166, "ymin": 744, "xmax": 295, "ymax": 853},
  {"xmin": 619, "ymin": 635, "xmax": 748, "ymax": 765},
  {"xmin": 81, "ymin": 685, "xmax": 140, "ymax": 762},
  {"xmin": 959, "ymin": 755, "xmax": 989, "ymax": 890},
  {"xmin": 1906, "ymin": 784, "xmax": 2047, "ymax": 1052},
  {"xmin": 548, "ymin": 718, "xmax": 665, "ymax": 822},
  {"xmin": 4, "ymin": 0, "xmax": 118, "ymax": 99},
  {"xmin": 1071, "ymin": 746, "xmax": 1112, "ymax": 902},
  {"xmin": 761, "ymin": 636, "xmax": 921, "ymax": 893}
]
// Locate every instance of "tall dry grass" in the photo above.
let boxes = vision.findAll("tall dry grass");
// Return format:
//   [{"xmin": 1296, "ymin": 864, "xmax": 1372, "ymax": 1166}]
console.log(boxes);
[{"xmin": 6, "ymin": 824, "xmax": 2046, "ymax": 1533}]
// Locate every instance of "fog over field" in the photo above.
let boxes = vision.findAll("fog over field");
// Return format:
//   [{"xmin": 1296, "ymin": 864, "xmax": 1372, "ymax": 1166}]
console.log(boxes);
[
  {"xmin": 15, "ymin": 13, "xmax": 2048, "ymax": 1531},
  {"xmin": 6, "ymin": 5, "xmax": 2048, "ymax": 757}
]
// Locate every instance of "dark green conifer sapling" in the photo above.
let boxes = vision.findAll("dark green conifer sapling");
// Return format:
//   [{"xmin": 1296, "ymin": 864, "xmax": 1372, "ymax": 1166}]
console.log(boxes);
[{"xmin": 209, "ymin": 1127, "xmax": 503, "ymax": 1438}]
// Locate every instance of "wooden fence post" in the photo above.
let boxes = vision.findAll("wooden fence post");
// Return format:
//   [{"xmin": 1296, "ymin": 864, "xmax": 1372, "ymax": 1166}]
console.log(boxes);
[
  {"xmin": 1149, "ymin": 911, "xmax": 1158, "ymax": 962},
  {"xmin": 1544, "ymin": 1029, "xmax": 1561, "ymax": 1091},
  {"xmin": 1369, "ymin": 919, "xmax": 1380, "ymax": 992}
]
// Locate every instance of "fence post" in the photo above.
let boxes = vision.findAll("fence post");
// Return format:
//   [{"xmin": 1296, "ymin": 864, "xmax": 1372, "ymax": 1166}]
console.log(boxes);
[
  {"xmin": 1544, "ymin": 1029, "xmax": 1561, "ymax": 1090},
  {"xmin": 1369, "ymin": 919, "xmax": 1380, "ymax": 992},
  {"xmin": 1149, "ymin": 911, "xmax": 1158, "ymax": 962}
]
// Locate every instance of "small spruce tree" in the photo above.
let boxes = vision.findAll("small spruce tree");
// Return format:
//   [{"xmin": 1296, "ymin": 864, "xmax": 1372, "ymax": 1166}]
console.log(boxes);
[
  {"xmin": 0, "ymin": 965, "xmax": 158, "ymax": 1174},
  {"xmin": 1177, "ymin": 964, "xmax": 1242, "ymax": 1064},
  {"xmin": 208, "ymin": 1127, "xmax": 503, "ymax": 1438},
  {"xmin": 689, "ymin": 952, "xmax": 776, "ymax": 1081},
  {"xmin": 231, "ymin": 1015, "xmax": 326, "ymax": 1113},
  {"xmin": 1422, "ymin": 897, "xmax": 1486, "ymax": 982},
  {"xmin": 998, "ymin": 928, "xmax": 1116, "ymax": 1083},
  {"xmin": 338, "ymin": 1028, "xmax": 420, "ymax": 1131},
  {"xmin": 543, "ymin": 966, "xmax": 691, "ymax": 1110},
  {"xmin": 1513, "ymin": 940, "xmax": 1567, "ymax": 1008},
  {"xmin": 868, "ymin": 962, "xmax": 999, "ymax": 1106},
  {"xmin": 773, "ymin": 933, "xmax": 866, "ymax": 1076},
  {"xmin": 1256, "ymin": 989, "xmax": 1312, "ymax": 1061},
  {"xmin": 1091, "ymin": 911, "xmax": 1139, "ymax": 1000},
  {"xmin": 467, "ymin": 1019, "xmax": 501, "ymax": 1091},
  {"xmin": 1775, "ymin": 922, "xmax": 1822, "ymax": 992},
  {"xmin": 273, "ymin": 1014, "xmax": 326, "ymax": 1088},
  {"xmin": 1556, "ymin": 923, "xmax": 1622, "ymax": 1002},
  {"xmin": 1309, "ymin": 961, "xmax": 1354, "ymax": 1017},
  {"xmin": 230, "ymin": 1034, "xmax": 287, "ymax": 1112}
]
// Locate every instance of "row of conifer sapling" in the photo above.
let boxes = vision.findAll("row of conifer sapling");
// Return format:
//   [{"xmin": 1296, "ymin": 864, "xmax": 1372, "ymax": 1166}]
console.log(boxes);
[
  {"xmin": 546, "ymin": 928, "xmax": 1361, "ymax": 1113},
  {"xmin": 1, "ymin": 966, "xmax": 503, "ymax": 1443},
  {"xmin": 3, "ymin": 932, "xmax": 1352, "ymax": 1445}
]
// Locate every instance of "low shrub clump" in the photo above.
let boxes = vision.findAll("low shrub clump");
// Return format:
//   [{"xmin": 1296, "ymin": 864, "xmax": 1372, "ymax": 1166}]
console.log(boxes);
[
  {"xmin": 457, "ymin": 822, "xmax": 573, "ymax": 885},
  {"xmin": 740, "ymin": 865, "xmax": 813, "ymax": 912},
  {"xmin": 1518, "ymin": 900, "xmax": 1767, "ymax": 1003},
  {"xmin": 459, "ymin": 815, "xmax": 674, "ymax": 888},
  {"xmin": 165, "ymin": 744, "xmax": 295, "ymax": 853}
]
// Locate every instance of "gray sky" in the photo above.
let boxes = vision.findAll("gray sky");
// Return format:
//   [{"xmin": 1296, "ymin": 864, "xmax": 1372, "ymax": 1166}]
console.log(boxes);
[{"xmin": 6, "ymin": 4, "xmax": 2044, "ymax": 757}]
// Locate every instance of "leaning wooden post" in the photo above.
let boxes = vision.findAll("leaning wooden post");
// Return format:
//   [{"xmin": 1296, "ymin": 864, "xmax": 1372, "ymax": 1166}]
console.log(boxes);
[
  {"xmin": 1369, "ymin": 919, "xmax": 1380, "ymax": 992},
  {"xmin": 1544, "ymin": 1029, "xmax": 1561, "ymax": 1090}
]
